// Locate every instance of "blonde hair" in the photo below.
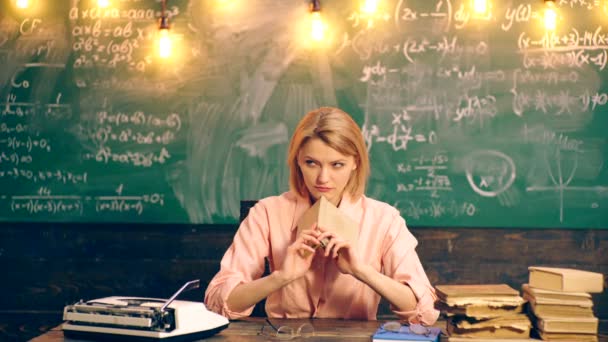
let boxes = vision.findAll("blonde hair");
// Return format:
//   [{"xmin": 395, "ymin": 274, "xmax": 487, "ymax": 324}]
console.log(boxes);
[{"xmin": 288, "ymin": 107, "xmax": 370, "ymax": 200}]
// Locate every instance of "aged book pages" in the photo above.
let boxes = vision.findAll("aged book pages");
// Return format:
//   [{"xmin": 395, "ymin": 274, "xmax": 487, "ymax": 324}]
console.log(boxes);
[
  {"xmin": 435, "ymin": 301, "xmax": 524, "ymax": 319},
  {"xmin": 522, "ymin": 284, "xmax": 592, "ymax": 304}
]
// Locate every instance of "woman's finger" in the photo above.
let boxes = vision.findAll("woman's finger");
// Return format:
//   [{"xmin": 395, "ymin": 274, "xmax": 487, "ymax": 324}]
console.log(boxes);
[
  {"xmin": 332, "ymin": 241, "xmax": 349, "ymax": 258},
  {"xmin": 300, "ymin": 234, "xmax": 321, "ymax": 247}
]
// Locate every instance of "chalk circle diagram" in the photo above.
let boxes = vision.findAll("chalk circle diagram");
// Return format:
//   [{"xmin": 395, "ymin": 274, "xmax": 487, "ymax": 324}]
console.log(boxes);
[{"xmin": 465, "ymin": 150, "xmax": 516, "ymax": 197}]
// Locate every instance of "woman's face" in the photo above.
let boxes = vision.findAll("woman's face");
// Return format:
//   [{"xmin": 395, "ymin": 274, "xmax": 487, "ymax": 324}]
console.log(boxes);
[{"xmin": 297, "ymin": 138, "xmax": 357, "ymax": 206}]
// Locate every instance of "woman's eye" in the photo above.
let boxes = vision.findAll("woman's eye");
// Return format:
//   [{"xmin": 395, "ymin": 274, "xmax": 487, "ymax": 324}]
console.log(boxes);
[
  {"xmin": 305, "ymin": 160, "xmax": 316, "ymax": 166},
  {"xmin": 333, "ymin": 162, "xmax": 344, "ymax": 168}
]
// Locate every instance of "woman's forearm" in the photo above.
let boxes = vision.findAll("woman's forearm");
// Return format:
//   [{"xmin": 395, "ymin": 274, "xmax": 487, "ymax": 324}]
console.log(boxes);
[
  {"xmin": 225, "ymin": 270, "xmax": 292, "ymax": 313},
  {"xmin": 354, "ymin": 265, "xmax": 418, "ymax": 312}
]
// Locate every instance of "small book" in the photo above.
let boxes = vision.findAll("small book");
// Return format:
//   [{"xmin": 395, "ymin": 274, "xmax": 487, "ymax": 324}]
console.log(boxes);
[
  {"xmin": 296, "ymin": 196, "xmax": 358, "ymax": 256},
  {"xmin": 372, "ymin": 325, "xmax": 441, "ymax": 342},
  {"xmin": 435, "ymin": 284, "xmax": 524, "ymax": 306},
  {"xmin": 522, "ymin": 284, "xmax": 592, "ymax": 304},
  {"xmin": 536, "ymin": 316, "xmax": 598, "ymax": 334},
  {"xmin": 535, "ymin": 329, "xmax": 599, "ymax": 342},
  {"xmin": 436, "ymin": 284, "xmax": 519, "ymax": 298},
  {"xmin": 527, "ymin": 299, "xmax": 595, "ymax": 318},
  {"xmin": 446, "ymin": 337, "xmax": 538, "ymax": 342},
  {"xmin": 528, "ymin": 266, "xmax": 604, "ymax": 293}
]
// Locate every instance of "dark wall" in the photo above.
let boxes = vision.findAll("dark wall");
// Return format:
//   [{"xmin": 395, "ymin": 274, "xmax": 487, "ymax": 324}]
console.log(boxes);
[{"xmin": 0, "ymin": 223, "xmax": 607, "ymax": 340}]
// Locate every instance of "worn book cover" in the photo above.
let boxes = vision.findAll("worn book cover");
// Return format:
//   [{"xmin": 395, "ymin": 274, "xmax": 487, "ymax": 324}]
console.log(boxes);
[
  {"xmin": 435, "ymin": 284, "xmax": 524, "ymax": 306},
  {"xmin": 442, "ymin": 337, "xmax": 537, "ymax": 342},
  {"xmin": 536, "ymin": 316, "xmax": 598, "ymax": 334},
  {"xmin": 528, "ymin": 266, "xmax": 604, "ymax": 293},
  {"xmin": 526, "ymin": 299, "xmax": 595, "ymax": 318},
  {"xmin": 535, "ymin": 329, "xmax": 598, "ymax": 342},
  {"xmin": 436, "ymin": 284, "xmax": 519, "ymax": 298}
]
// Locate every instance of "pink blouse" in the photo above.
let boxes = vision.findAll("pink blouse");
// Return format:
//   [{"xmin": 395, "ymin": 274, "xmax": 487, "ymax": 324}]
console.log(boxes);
[{"xmin": 204, "ymin": 191, "xmax": 439, "ymax": 324}]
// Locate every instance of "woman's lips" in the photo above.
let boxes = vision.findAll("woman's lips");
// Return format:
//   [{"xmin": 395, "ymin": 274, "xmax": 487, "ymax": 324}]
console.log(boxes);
[{"xmin": 315, "ymin": 186, "xmax": 332, "ymax": 192}]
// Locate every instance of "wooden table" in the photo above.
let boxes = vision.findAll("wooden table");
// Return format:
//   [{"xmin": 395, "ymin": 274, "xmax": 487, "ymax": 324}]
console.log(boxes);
[
  {"xmin": 30, "ymin": 317, "xmax": 383, "ymax": 341},
  {"xmin": 30, "ymin": 317, "xmax": 608, "ymax": 341}
]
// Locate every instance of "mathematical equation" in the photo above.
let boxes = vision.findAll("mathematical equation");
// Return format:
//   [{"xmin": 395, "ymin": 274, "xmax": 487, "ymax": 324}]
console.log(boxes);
[
  {"xmin": 512, "ymin": 90, "xmax": 608, "ymax": 116},
  {"xmin": 1, "ymin": 101, "xmax": 72, "ymax": 120},
  {"xmin": 97, "ymin": 111, "xmax": 182, "ymax": 131},
  {"xmin": 395, "ymin": 152, "xmax": 452, "ymax": 198},
  {"xmin": 0, "ymin": 168, "xmax": 88, "ymax": 185},
  {"xmin": 397, "ymin": 199, "xmax": 477, "ymax": 219},
  {"xmin": 3, "ymin": 193, "xmax": 164, "ymax": 216},
  {"xmin": 82, "ymin": 146, "xmax": 171, "ymax": 167},
  {"xmin": 0, "ymin": 136, "xmax": 52, "ymax": 152},
  {"xmin": 67, "ymin": 2, "xmax": 183, "ymax": 72}
]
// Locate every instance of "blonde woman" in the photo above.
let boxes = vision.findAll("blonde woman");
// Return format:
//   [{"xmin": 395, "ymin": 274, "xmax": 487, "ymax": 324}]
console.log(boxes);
[{"xmin": 205, "ymin": 107, "xmax": 439, "ymax": 325}]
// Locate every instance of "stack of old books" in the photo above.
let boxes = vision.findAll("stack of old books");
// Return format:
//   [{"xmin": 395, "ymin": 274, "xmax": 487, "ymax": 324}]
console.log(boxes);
[
  {"xmin": 435, "ymin": 284, "xmax": 533, "ymax": 341},
  {"xmin": 524, "ymin": 266, "xmax": 604, "ymax": 341}
]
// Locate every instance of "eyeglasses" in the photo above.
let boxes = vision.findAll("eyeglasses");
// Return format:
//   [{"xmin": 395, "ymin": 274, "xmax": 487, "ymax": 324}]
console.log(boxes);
[
  {"xmin": 380, "ymin": 321, "xmax": 432, "ymax": 336},
  {"xmin": 260, "ymin": 318, "xmax": 315, "ymax": 340}
]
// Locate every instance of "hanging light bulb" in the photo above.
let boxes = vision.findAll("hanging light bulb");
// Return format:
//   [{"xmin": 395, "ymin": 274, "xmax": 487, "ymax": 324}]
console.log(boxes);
[
  {"xmin": 361, "ymin": 0, "xmax": 379, "ymax": 14},
  {"xmin": 472, "ymin": 0, "xmax": 488, "ymax": 14},
  {"xmin": 16, "ymin": 0, "xmax": 29, "ymax": 9},
  {"xmin": 544, "ymin": 0, "xmax": 557, "ymax": 31},
  {"xmin": 156, "ymin": 0, "xmax": 172, "ymax": 58},
  {"xmin": 310, "ymin": 0, "xmax": 325, "ymax": 42},
  {"xmin": 98, "ymin": 0, "xmax": 110, "ymax": 8},
  {"xmin": 158, "ymin": 15, "xmax": 172, "ymax": 59}
]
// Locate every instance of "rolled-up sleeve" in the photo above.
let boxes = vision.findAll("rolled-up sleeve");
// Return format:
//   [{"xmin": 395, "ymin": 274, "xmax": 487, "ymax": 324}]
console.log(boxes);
[
  {"xmin": 204, "ymin": 202, "xmax": 270, "ymax": 319},
  {"xmin": 381, "ymin": 212, "xmax": 439, "ymax": 325}
]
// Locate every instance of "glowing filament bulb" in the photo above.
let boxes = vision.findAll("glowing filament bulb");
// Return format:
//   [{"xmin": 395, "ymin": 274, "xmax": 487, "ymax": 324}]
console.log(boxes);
[
  {"xmin": 98, "ymin": 0, "xmax": 110, "ymax": 8},
  {"xmin": 544, "ymin": 4, "xmax": 557, "ymax": 31},
  {"xmin": 361, "ymin": 0, "xmax": 379, "ymax": 14},
  {"xmin": 311, "ymin": 11, "xmax": 325, "ymax": 41},
  {"xmin": 16, "ymin": 0, "xmax": 29, "ymax": 9},
  {"xmin": 472, "ymin": 0, "xmax": 487, "ymax": 14},
  {"xmin": 158, "ymin": 28, "xmax": 172, "ymax": 59}
]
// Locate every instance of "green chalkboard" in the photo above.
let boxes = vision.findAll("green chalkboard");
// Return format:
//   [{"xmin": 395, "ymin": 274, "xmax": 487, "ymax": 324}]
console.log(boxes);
[{"xmin": 0, "ymin": 0, "xmax": 606, "ymax": 227}]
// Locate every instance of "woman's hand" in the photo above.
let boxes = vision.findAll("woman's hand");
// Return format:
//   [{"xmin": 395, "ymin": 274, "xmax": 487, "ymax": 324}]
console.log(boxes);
[
  {"xmin": 275, "ymin": 229, "xmax": 321, "ymax": 283},
  {"xmin": 317, "ymin": 226, "xmax": 363, "ymax": 276}
]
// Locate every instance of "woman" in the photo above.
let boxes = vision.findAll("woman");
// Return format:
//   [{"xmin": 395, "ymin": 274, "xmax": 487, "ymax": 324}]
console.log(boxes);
[{"xmin": 204, "ymin": 107, "xmax": 439, "ymax": 325}]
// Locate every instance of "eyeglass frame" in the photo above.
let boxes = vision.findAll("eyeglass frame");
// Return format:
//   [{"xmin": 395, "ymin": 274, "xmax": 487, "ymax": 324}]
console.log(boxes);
[
  {"xmin": 260, "ymin": 318, "xmax": 315, "ymax": 340},
  {"xmin": 379, "ymin": 321, "xmax": 432, "ymax": 336}
]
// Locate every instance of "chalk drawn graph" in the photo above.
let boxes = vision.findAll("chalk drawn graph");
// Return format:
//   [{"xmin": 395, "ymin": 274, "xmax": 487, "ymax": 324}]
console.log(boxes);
[{"xmin": 526, "ymin": 148, "xmax": 608, "ymax": 222}]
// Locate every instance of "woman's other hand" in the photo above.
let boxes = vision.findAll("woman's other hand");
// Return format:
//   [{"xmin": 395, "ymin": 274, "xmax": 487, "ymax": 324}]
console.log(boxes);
[
  {"xmin": 317, "ymin": 226, "xmax": 363, "ymax": 276},
  {"xmin": 275, "ymin": 229, "xmax": 320, "ymax": 283}
]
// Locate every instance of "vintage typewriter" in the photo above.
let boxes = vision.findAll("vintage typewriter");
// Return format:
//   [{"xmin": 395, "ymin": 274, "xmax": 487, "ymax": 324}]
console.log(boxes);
[{"xmin": 62, "ymin": 280, "xmax": 229, "ymax": 341}]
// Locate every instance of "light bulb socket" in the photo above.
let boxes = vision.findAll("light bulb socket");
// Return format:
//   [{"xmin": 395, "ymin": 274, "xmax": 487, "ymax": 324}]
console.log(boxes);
[
  {"xmin": 159, "ymin": 15, "xmax": 170, "ymax": 30},
  {"xmin": 310, "ymin": 0, "xmax": 321, "ymax": 12}
]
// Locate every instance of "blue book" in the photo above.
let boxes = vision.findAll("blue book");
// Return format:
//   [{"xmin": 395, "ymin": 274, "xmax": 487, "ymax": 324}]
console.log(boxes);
[{"xmin": 372, "ymin": 324, "xmax": 442, "ymax": 342}]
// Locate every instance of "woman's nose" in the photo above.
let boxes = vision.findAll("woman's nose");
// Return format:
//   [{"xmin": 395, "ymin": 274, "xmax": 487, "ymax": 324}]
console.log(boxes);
[{"xmin": 317, "ymin": 167, "xmax": 329, "ymax": 183}]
